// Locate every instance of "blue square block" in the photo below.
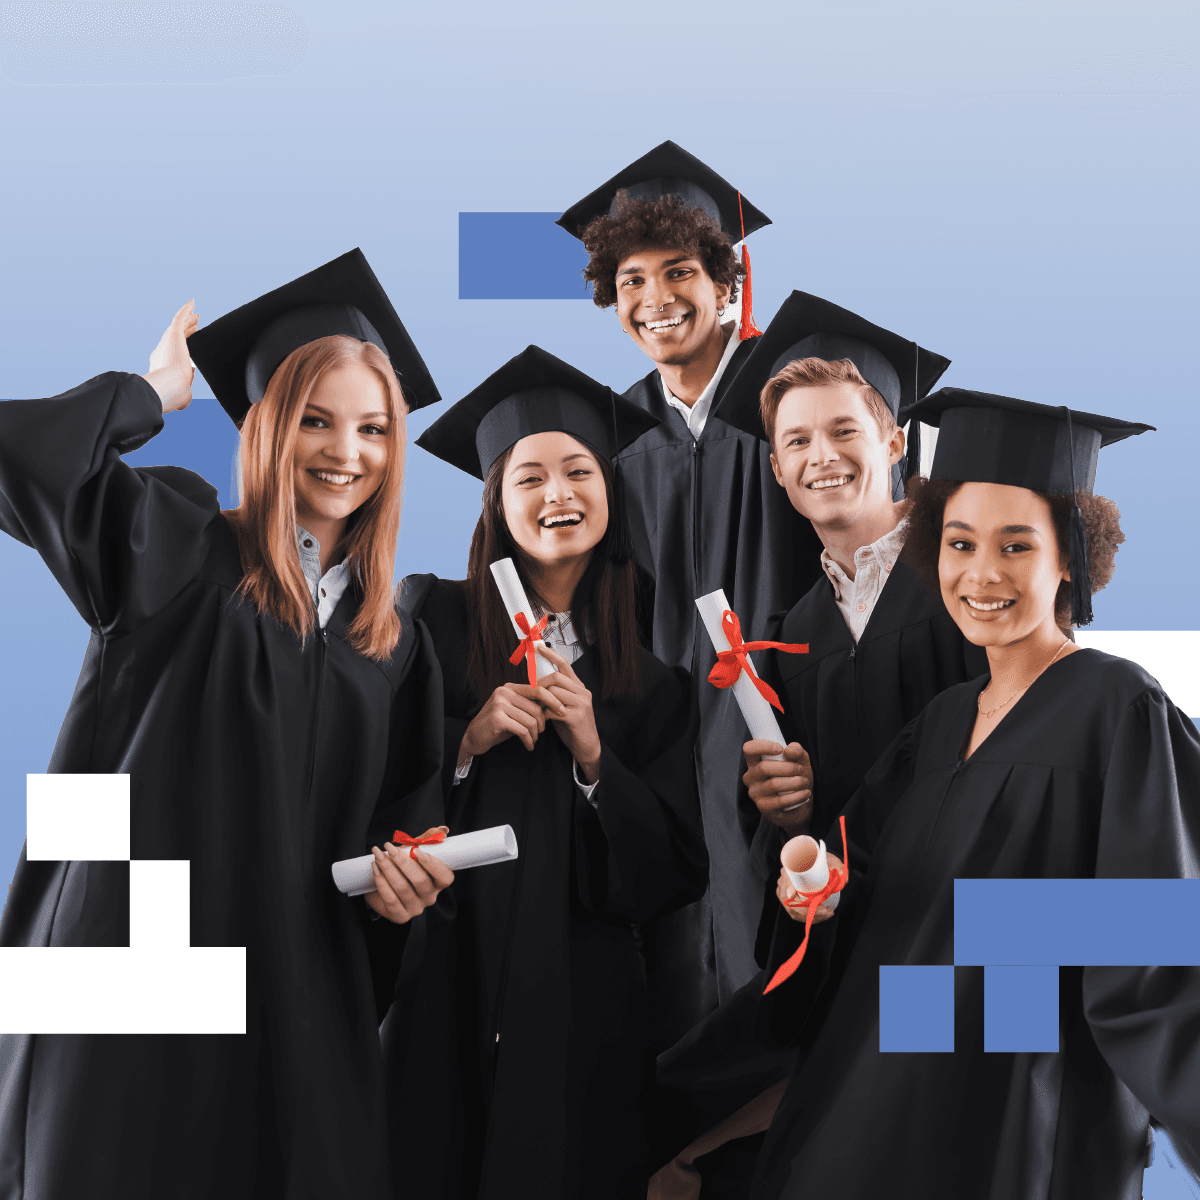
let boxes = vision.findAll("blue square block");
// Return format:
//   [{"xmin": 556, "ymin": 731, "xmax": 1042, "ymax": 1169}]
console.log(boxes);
[
  {"xmin": 984, "ymin": 965, "xmax": 1060, "ymax": 1053},
  {"xmin": 879, "ymin": 965, "xmax": 955, "ymax": 1052}
]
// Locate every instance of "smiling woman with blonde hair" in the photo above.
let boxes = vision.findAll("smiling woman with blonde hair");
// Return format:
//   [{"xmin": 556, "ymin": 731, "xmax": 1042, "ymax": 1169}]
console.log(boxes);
[
  {"xmin": 750, "ymin": 390, "xmax": 1200, "ymax": 1200},
  {"xmin": 0, "ymin": 252, "xmax": 453, "ymax": 1200}
]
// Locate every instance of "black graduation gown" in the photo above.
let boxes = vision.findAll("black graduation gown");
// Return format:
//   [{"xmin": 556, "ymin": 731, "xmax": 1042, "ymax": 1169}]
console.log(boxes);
[
  {"xmin": 381, "ymin": 577, "xmax": 708, "ymax": 1200},
  {"xmin": 754, "ymin": 555, "xmax": 990, "ymax": 876},
  {"xmin": 650, "ymin": 555, "xmax": 989, "ymax": 1172},
  {"xmin": 0, "ymin": 373, "xmax": 444, "ymax": 1200},
  {"xmin": 752, "ymin": 648, "xmax": 1200, "ymax": 1199},
  {"xmin": 618, "ymin": 338, "xmax": 826, "ymax": 1047}
]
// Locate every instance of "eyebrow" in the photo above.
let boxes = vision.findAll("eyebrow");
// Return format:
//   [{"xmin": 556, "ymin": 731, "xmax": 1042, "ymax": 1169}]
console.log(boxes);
[
  {"xmin": 511, "ymin": 453, "xmax": 593, "ymax": 472},
  {"xmin": 777, "ymin": 415, "xmax": 864, "ymax": 438},
  {"xmin": 944, "ymin": 521, "xmax": 1040, "ymax": 534},
  {"xmin": 617, "ymin": 255, "xmax": 692, "ymax": 277},
  {"xmin": 303, "ymin": 405, "xmax": 389, "ymax": 421}
]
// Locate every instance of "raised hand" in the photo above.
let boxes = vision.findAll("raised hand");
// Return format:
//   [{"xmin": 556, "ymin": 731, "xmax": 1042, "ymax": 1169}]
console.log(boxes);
[
  {"xmin": 461, "ymin": 680, "xmax": 560, "ymax": 757},
  {"xmin": 142, "ymin": 300, "xmax": 199, "ymax": 413},
  {"xmin": 743, "ymin": 739, "xmax": 813, "ymax": 832},
  {"xmin": 537, "ymin": 645, "xmax": 601, "ymax": 783},
  {"xmin": 365, "ymin": 826, "xmax": 456, "ymax": 924}
]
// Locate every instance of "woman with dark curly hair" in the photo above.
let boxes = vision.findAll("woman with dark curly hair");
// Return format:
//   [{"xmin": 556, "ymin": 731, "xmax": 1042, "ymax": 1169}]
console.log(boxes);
[
  {"xmin": 749, "ymin": 390, "xmax": 1200, "ymax": 1199},
  {"xmin": 558, "ymin": 140, "xmax": 826, "ymax": 1052}
]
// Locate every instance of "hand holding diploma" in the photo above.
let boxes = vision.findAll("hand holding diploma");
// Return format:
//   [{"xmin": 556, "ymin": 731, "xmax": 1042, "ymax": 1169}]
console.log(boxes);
[
  {"xmin": 461, "ymin": 680, "xmax": 559, "ymax": 755},
  {"xmin": 537, "ymin": 645, "xmax": 601, "ymax": 783},
  {"xmin": 364, "ymin": 826, "xmax": 456, "ymax": 925},
  {"xmin": 743, "ymin": 739, "xmax": 813, "ymax": 833}
]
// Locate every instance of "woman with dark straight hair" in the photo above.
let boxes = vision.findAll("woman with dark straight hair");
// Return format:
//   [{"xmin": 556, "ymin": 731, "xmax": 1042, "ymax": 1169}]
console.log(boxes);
[
  {"xmin": 0, "ymin": 251, "xmax": 453, "ymax": 1200},
  {"xmin": 382, "ymin": 345, "xmax": 709, "ymax": 1200}
]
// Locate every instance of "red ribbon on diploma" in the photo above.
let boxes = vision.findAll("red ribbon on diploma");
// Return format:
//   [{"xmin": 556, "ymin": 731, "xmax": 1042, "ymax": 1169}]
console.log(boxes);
[
  {"xmin": 707, "ymin": 610, "xmax": 807, "ymax": 712},
  {"xmin": 392, "ymin": 829, "xmax": 448, "ymax": 856},
  {"xmin": 763, "ymin": 815, "xmax": 849, "ymax": 995},
  {"xmin": 508, "ymin": 611, "xmax": 550, "ymax": 686}
]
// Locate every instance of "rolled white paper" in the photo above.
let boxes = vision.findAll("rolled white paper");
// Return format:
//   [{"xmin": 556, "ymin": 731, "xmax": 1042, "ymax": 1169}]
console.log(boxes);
[
  {"xmin": 490, "ymin": 557, "xmax": 556, "ymax": 681},
  {"xmin": 695, "ymin": 589, "xmax": 786, "ymax": 763},
  {"xmin": 780, "ymin": 834, "xmax": 840, "ymax": 912},
  {"xmin": 331, "ymin": 825, "xmax": 519, "ymax": 897}
]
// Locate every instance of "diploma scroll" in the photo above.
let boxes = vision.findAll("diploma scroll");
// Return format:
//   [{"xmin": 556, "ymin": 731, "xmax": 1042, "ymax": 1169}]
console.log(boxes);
[
  {"xmin": 695, "ymin": 589, "xmax": 786, "ymax": 763},
  {"xmin": 331, "ymin": 825, "xmax": 519, "ymax": 897},
  {"xmin": 781, "ymin": 834, "xmax": 841, "ymax": 913},
  {"xmin": 490, "ymin": 557, "xmax": 556, "ymax": 681}
]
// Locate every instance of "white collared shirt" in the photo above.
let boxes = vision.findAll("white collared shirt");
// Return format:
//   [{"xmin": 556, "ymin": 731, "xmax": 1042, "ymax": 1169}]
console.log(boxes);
[
  {"xmin": 661, "ymin": 322, "xmax": 741, "ymax": 438},
  {"xmin": 455, "ymin": 610, "xmax": 600, "ymax": 803},
  {"xmin": 296, "ymin": 527, "xmax": 351, "ymax": 629},
  {"xmin": 820, "ymin": 521, "xmax": 908, "ymax": 642}
]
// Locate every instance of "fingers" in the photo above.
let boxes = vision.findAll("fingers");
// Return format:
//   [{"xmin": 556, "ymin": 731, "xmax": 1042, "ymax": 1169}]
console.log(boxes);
[
  {"xmin": 744, "ymin": 739, "xmax": 785, "ymax": 760},
  {"xmin": 411, "ymin": 848, "xmax": 455, "ymax": 889},
  {"xmin": 530, "ymin": 683, "xmax": 569, "ymax": 717},
  {"xmin": 495, "ymin": 710, "xmax": 538, "ymax": 752},
  {"xmin": 537, "ymin": 646, "xmax": 576, "ymax": 679},
  {"xmin": 369, "ymin": 842, "xmax": 449, "ymax": 924}
]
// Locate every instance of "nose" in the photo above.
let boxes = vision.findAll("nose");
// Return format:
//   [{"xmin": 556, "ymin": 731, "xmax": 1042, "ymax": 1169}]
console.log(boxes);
[
  {"xmin": 964, "ymin": 543, "xmax": 1005, "ymax": 585},
  {"xmin": 643, "ymin": 277, "xmax": 675, "ymax": 311},
  {"xmin": 807, "ymin": 432, "xmax": 840, "ymax": 468},
  {"xmin": 322, "ymin": 424, "xmax": 360, "ymax": 466},
  {"xmin": 545, "ymin": 475, "xmax": 574, "ymax": 503}
]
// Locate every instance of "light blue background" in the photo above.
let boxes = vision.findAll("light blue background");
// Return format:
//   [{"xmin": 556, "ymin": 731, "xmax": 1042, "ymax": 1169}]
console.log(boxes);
[{"xmin": 0, "ymin": 3, "xmax": 1196, "ymax": 1190}]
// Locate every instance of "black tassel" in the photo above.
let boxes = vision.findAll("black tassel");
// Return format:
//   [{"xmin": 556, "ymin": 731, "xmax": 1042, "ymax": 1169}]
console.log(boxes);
[
  {"xmin": 609, "ymin": 458, "xmax": 634, "ymax": 566},
  {"xmin": 904, "ymin": 417, "xmax": 921, "ymax": 482},
  {"xmin": 1068, "ymin": 500, "xmax": 1093, "ymax": 626}
]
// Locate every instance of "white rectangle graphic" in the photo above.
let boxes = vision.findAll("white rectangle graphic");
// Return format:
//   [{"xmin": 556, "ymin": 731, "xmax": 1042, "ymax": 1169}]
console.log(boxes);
[{"xmin": 26, "ymin": 774, "xmax": 131, "ymax": 861}]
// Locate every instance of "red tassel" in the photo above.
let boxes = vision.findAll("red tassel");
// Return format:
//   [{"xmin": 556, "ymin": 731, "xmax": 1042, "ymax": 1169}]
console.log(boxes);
[
  {"xmin": 738, "ymin": 243, "xmax": 762, "ymax": 340},
  {"xmin": 736, "ymin": 191, "xmax": 762, "ymax": 340}
]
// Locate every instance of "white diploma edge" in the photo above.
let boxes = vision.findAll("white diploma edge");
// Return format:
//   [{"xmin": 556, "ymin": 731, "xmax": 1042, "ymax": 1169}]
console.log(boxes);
[
  {"xmin": 490, "ymin": 557, "xmax": 556, "ymax": 680},
  {"xmin": 331, "ymin": 824, "xmax": 519, "ymax": 896},
  {"xmin": 781, "ymin": 835, "xmax": 840, "ymax": 912}
]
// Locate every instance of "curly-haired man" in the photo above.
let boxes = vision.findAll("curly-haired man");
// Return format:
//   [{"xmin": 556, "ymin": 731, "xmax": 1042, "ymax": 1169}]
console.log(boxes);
[{"xmin": 558, "ymin": 143, "xmax": 826, "ymax": 1054}]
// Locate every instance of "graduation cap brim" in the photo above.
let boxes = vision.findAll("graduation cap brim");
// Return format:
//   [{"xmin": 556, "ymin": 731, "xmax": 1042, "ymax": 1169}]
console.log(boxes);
[
  {"xmin": 187, "ymin": 248, "xmax": 441, "ymax": 427},
  {"xmin": 556, "ymin": 140, "xmax": 770, "ymax": 243},
  {"xmin": 712, "ymin": 290, "xmax": 952, "ymax": 441},
  {"xmin": 416, "ymin": 345, "xmax": 659, "ymax": 481},
  {"xmin": 906, "ymin": 387, "xmax": 1155, "ymax": 494}
]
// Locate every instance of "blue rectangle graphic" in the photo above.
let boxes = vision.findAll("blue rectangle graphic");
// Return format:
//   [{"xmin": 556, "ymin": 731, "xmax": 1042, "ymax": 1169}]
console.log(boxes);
[
  {"xmin": 879, "ymin": 965, "xmax": 955, "ymax": 1052},
  {"xmin": 984, "ymin": 965, "xmax": 1060, "ymax": 1053},
  {"xmin": 955, "ymin": 878, "xmax": 1200, "ymax": 966},
  {"xmin": 458, "ymin": 213, "xmax": 593, "ymax": 300}
]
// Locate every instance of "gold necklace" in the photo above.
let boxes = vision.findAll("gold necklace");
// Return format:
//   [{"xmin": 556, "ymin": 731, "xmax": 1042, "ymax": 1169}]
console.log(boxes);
[{"xmin": 977, "ymin": 639, "xmax": 1071, "ymax": 719}]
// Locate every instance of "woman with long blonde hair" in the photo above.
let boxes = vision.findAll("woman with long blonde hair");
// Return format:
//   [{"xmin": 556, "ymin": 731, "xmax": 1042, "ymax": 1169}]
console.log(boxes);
[{"xmin": 0, "ymin": 252, "xmax": 451, "ymax": 1200}]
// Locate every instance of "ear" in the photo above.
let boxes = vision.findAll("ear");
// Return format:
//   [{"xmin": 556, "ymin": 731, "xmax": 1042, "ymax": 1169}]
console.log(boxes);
[
  {"xmin": 713, "ymin": 277, "xmax": 732, "ymax": 311},
  {"xmin": 769, "ymin": 449, "xmax": 785, "ymax": 488},
  {"xmin": 887, "ymin": 423, "xmax": 906, "ymax": 467}
]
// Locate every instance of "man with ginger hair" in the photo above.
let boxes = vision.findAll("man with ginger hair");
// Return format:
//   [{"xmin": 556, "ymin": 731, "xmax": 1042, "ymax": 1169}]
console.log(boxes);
[{"xmin": 557, "ymin": 143, "xmax": 826, "ymax": 1052}]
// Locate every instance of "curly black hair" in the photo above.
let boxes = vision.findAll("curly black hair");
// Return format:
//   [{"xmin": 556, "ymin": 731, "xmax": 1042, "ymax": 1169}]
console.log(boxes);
[
  {"xmin": 903, "ymin": 477, "xmax": 1125, "ymax": 631},
  {"xmin": 579, "ymin": 190, "xmax": 744, "ymax": 309}
]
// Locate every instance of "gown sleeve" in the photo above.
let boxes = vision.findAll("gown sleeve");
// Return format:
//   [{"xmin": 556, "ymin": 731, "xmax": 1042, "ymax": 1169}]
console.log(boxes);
[
  {"xmin": 0, "ymin": 371, "xmax": 219, "ymax": 634},
  {"xmin": 573, "ymin": 661, "xmax": 709, "ymax": 922},
  {"xmin": 759, "ymin": 715, "xmax": 921, "ymax": 1047},
  {"xmin": 1083, "ymin": 687, "xmax": 1200, "ymax": 1177}
]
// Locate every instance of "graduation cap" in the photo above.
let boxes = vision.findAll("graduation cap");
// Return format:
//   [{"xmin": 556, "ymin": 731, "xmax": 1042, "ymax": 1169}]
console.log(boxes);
[
  {"xmin": 556, "ymin": 140, "xmax": 770, "ymax": 339},
  {"xmin": 713, "ymin": 290, "xmax": 951, "ymax": 496},
  {"xmin": 905, "ymin": 387, "xmax": 1155, "ymax": 625},
  {"xmin": 416, "ymin": 345, "xmax": 659, "ymax": 482},
  {"xmin": 187, "ymin": 248, "xmax": 441, "ymax": 427}
]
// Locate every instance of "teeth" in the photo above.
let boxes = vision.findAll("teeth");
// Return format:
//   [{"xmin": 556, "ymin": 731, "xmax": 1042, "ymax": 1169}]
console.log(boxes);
[
  {"xmin": 809, "ymin": 475, "xmax": 851, "ymax": 490},
  {"xmin": 541, "ymin": 512, "xmax": 582, "ymax": 527},
  {"xmin": 314, "ymin": 471, "xmax": 355, "ymax": 485},
  {"xmin": 645, "ymin": 315, "xmax": 684, "ymax": 330},
  {"xmin": 965, "ymin": 597, "xmax": 1015, "ymax": 611}
]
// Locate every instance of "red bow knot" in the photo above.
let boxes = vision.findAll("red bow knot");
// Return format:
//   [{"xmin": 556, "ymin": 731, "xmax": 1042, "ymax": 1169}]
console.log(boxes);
[
  {"xmin": 391, "ymin": 829, "xmax": 448, "ymax": 857},
  {"xmin": 707, "ymin": 610, "xmax": 807, "ymax": 713},
  {"xmin": 763, "ymin": 815, "xmax": 849, "ymax": 994},
  {"xmin": 508, "ymin": 610, "xmax": 550, "ymax": 686}
]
